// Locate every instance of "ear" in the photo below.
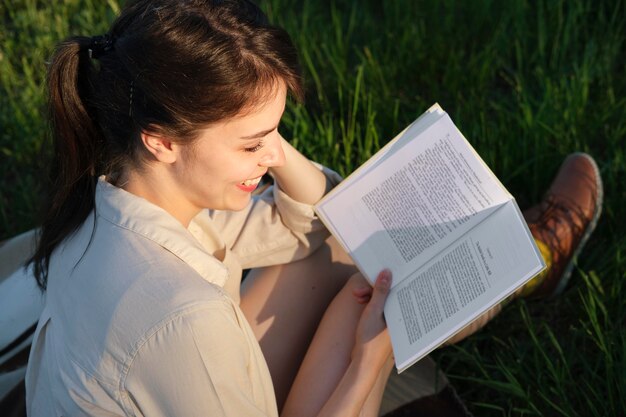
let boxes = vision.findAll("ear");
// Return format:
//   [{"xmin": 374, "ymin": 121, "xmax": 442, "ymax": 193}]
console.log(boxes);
[{"xmin": 140, "ymin": 131, "xmax": 178, "ymax": 164}]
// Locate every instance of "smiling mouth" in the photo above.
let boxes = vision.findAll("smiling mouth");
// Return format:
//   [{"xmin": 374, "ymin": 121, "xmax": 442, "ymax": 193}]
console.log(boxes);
[{"xmin": 240, "ymin": 176, "xmax": 263, "ymax": 187}]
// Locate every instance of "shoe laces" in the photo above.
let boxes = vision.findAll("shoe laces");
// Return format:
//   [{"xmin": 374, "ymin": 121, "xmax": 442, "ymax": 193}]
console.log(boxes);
[{"xmin": 531, "ymin": 194, "xmax": 593, "ymax": 258}]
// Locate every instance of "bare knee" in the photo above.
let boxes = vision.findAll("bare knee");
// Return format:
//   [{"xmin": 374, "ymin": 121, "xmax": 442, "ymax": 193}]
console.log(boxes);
[
  {"xmin": 345, "ymin": 272, "xmax": 369, "ymax": 289},
  {"xmin": 334, "ymin": 272, "xmax": 371, "ymax": 304},
  {"xmin": 298, "ymin": 235, "xmax": 358, "ymax": 293}
]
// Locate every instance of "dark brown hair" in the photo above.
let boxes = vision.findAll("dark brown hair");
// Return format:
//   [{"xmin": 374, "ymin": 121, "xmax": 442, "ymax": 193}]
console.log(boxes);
[{"xmin": 30, "ymin": 0, "xmax": 304, "ymax": 289}]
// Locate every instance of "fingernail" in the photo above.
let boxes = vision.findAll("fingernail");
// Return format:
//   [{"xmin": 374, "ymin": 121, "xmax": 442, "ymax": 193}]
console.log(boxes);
[{"xmin": 380, "ymin": 269, "xmax": 391, "ymax": 284}]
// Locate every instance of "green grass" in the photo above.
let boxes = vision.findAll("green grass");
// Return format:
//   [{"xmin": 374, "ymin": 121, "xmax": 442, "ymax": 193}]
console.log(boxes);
[{"xmin": 1, "ymin": 0, "xmax": 625, "ymax": 415}]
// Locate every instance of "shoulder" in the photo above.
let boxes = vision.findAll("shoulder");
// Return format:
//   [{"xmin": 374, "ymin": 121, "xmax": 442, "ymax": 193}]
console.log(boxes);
[{"xmin": 49, "ymin": 209, "xmax": 235, "ymax": 366}]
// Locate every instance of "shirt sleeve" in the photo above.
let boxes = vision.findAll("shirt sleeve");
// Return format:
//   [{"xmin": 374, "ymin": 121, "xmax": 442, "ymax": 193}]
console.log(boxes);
[
  {"xmin": 209, "ymin": 163, "xmax": 343, "ymax": 269},
  {"xmin": 122, "ymin": 303, "xmax": 277, "ymax": 417}
]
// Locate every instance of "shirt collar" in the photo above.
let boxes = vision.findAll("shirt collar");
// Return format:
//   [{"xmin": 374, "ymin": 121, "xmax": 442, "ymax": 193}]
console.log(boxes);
[{"xmin": 94, "ymin": 177, "xmax": 229, "ymax": 287}]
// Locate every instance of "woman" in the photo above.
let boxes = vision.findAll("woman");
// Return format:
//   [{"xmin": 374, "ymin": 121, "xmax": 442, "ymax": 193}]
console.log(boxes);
[
  {"xmin": 26, "ymin": 0, "xmax": 394, "ymax": 415},
  {"xmin": 24, "ymin": 0, "xmax": 603, "ymax": 416}
]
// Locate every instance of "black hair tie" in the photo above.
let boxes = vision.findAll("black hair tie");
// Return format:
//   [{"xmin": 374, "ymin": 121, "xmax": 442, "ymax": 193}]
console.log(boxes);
[{"xmin": 88, "ymin": 34, "xmax": 115, "ymax": 60}]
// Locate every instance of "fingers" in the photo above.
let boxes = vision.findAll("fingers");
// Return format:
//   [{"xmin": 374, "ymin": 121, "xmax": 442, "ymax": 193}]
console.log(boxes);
[
  {"xmin": 352, "ymin": 286, "xmax": 372, "ymax": 297},
  {"xmin": 351, "ymin": 286, "xmax": 372, "ymax": 304},
  {"xmin": 351, "ymin": 270, "xmax": 392, "ymax": 305},
  {"xmin": 368, "ymin": 269, "xmax": 392, "ymax": 312},
  {"xmin": 352, "ymin": 269, "xmax": 393, "ymax": 361}
]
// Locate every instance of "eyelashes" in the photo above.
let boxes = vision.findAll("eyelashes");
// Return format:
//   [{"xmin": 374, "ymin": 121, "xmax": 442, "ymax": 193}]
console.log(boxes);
[{"xmin": 244, "ymin": 140, "xmax": 264, "ymax": 153}]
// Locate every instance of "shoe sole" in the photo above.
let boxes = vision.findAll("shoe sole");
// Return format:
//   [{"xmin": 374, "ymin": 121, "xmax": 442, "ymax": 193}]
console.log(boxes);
[{"xmin": 550, "ymin": 152, "xmax": 604, "ymax": 298}]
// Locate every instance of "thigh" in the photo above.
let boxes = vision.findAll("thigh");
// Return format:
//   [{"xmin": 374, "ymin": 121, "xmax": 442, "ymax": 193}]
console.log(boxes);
[
  {"xmin": 239, "ymin": 236, "xmax": 357, "ymax": 409},
  {"xmin": 282, "ymin": 273, "xmax": 394, "ymax": 417},
  {"xmin": 281, "ymin": 273, "xmax": 366, "ymax": 416}
]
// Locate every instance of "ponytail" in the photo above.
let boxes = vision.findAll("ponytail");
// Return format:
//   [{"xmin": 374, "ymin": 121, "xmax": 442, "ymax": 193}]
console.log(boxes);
[
  {"xmin": 29, "ymin": 37, "xmax": 104, "ymax": 289},
  {"xmin": 28, "ymin": 0, "xmax": 305, "ymax": 290}
]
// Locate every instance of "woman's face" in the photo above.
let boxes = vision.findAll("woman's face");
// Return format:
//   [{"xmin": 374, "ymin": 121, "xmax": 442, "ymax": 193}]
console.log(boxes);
[{"xmin": 173, "ymin": 83, "xmax": 287, "ymax": 213}]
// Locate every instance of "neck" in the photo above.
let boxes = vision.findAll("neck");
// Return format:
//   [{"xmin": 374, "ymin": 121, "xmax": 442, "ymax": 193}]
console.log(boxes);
[{"xmin": 119, "ymin": 168, "xmax": 199, "ymax": 228}]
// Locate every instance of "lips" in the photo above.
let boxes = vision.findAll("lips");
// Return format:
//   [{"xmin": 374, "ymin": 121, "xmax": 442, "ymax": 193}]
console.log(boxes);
[
  {"xmin": 236, "ymin": 175, "xmax": 263, "ymax": 192},
  {"xmin": 240, "ymin": 176, "xmax": 263, "ymax": 187}
]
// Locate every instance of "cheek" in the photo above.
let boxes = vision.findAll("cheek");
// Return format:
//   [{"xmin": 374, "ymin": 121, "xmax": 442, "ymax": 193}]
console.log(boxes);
[
  {"xmin": 230, "ymin": 158, "xmax": 260, "ymax": 178},
  {"xmin": 192, "ymin": 153, "xmax": 230, "ymax": 180},
  {"xmin": 193, "ymin": 147, "xmax": 260, "ymax": 185}
]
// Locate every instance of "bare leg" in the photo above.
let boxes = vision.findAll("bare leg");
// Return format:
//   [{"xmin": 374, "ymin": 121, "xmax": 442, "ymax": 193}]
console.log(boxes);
[
  {"xmin": 241, "ymin": 233, "xmax": 510, "ymax": 412},
  {"xmin": 281, "ymin": 274, "xmax": 393, "ymax": 417},
  {"xmin": 240, "ymin": 236, "xmax": 358, "ymax": 409},
  {"xmin": 360, "ymin": 354, "xmax": 395, "ymax": 417}
]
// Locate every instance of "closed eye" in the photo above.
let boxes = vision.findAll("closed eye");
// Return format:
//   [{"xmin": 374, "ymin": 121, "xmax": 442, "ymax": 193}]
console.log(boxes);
[{"xmin": 244, "ymin": 141, "xmax": 264, "ymax": 152}]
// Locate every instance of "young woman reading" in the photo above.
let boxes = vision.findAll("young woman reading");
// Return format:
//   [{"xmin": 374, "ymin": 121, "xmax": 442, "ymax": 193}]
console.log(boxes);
[{"xmin": 24, "ymin": 1, "xmax": 602, "ymax": 416}]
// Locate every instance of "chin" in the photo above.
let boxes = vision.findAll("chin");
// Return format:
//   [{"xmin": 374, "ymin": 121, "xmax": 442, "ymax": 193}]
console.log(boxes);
[{"xmin": 224, "ymin": 196, "xmax": 252, "ymax": 212}]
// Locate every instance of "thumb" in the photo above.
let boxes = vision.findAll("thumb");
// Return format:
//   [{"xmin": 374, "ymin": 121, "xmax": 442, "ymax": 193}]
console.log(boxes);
[{"xmin": 368, "ymin": 269, "xmax": 392, "ymax": 312}]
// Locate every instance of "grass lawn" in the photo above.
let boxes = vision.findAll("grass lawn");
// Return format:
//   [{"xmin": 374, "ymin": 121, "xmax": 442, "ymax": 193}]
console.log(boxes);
[{"xmin": 1, "ymin": 0, "xmax": 624, "ymax": 415}]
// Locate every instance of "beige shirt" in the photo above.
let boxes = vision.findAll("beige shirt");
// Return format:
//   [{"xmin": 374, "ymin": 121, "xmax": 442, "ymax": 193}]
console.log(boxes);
[{"xmin": 25, "ymin": 170, "xmax": 339, "ymax": 416}]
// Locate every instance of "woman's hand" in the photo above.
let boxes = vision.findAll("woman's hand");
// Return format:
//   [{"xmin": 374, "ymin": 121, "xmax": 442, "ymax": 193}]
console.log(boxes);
[
  {"xmin": 269, "ymin": 137, "xmax": 329, "ymax": 205},
  {"xmin": 289, "ymin": 270, "xmax": 394, "ymax": 417},
  {"xmin": 351, "ymin": 270, "xmax": 393, "ymax": 366}
]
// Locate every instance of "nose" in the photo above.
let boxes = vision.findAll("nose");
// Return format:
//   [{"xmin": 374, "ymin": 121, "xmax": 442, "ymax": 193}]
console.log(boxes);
[{"xmin": 259, "ymin": 134, "xmax": 286, "ymax": 167}]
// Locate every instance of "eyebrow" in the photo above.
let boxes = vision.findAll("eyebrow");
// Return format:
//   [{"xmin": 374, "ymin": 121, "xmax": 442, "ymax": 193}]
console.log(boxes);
[{"xmin": 239, "ymin": 126, "xmax": 277, "ymax": 140}]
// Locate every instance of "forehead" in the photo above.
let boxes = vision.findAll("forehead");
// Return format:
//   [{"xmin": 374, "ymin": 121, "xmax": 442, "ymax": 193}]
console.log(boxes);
[
  {"xmin": 233, "ymin": 82, "xmax": 287, "ymax": 122},
  {"xmin": 203, "ymin": 83, "xmax": 287, "ymax": 138}
]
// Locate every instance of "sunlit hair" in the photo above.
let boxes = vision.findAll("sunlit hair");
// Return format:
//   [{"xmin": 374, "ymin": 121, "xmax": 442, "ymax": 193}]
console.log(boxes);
[{"xmin": 30, "ymin": 0, "xmax": 303, "ymax": 288}]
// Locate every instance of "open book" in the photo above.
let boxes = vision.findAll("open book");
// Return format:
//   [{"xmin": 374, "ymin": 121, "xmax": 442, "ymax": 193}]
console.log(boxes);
[{"xmin": 314, "ymin": 104, "xmax": 546, "ymax": 373}]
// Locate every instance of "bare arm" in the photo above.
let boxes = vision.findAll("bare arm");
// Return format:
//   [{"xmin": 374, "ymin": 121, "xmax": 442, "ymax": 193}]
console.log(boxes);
[
  {"xmin": 317, "ymin": 270, "xmax": 392, "ymax": 416},
  {"xmin": 271, "ymin": 138, "xmax": 393, "ymax": 416},
  {"xmin": 281, "ymin": 270, "xmax": 393, "ymax": 417},
  {"xmin": 270, "ymin": 137, "xmax": 331, "ymax": 205}
]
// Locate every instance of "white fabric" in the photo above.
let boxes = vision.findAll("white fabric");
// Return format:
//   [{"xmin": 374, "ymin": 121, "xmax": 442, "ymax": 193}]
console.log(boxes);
[
  {"xmin": 0, "ymin": 263, "xmax": 43, "ymax": 361},
  {"xmin": 25, "ymin": 168, "xmax": 339, "ymax": 417}
]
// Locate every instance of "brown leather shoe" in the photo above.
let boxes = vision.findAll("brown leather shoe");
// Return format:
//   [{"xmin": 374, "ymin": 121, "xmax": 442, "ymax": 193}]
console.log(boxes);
[{"xmin": 522, "ymin": 153, "xmax": 603, "ymax": 299}]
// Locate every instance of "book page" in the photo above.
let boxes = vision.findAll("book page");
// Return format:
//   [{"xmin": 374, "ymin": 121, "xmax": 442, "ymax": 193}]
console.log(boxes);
[
  {"xmin": 384, "ymin": 200, "xmax": 545, "ymax": 372},
  {"xmin": 316, "ymin": 113, "xmax": 512, "ymax": 286},
  {"xmin": 354, "ymin": 104, "xmax": 446, "ymax": 178}
]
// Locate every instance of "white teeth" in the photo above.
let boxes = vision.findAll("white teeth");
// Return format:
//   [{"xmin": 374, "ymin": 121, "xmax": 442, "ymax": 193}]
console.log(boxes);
[{"xmin": 241, "ymin": 176, "xmax": 262, "ymax": 187}]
